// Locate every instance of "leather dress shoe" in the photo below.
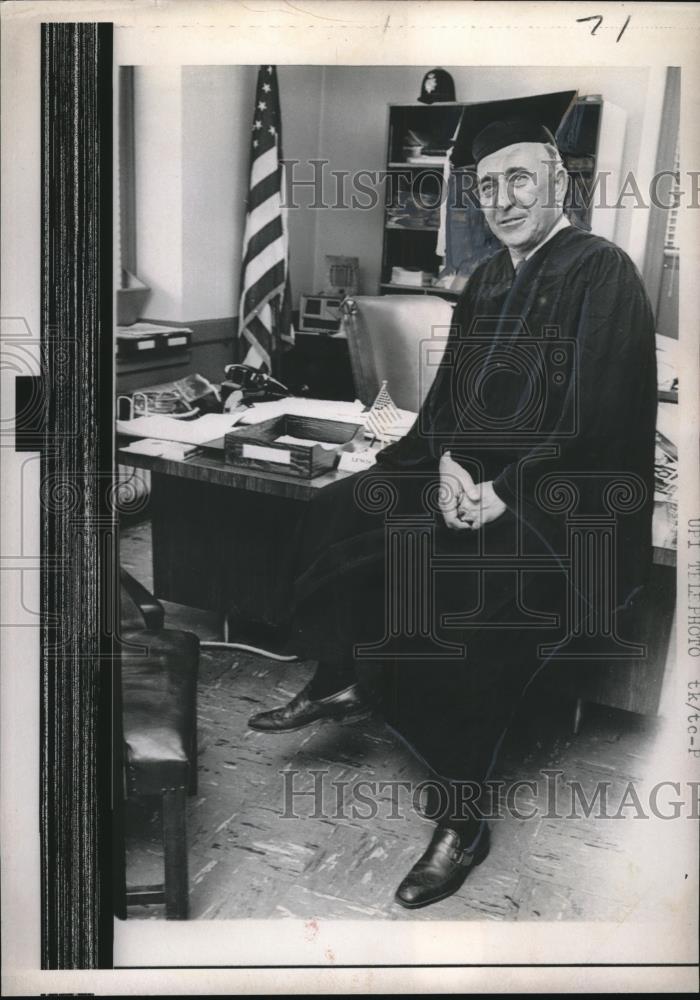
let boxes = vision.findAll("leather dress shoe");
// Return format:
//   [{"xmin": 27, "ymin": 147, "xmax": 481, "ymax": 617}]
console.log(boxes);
[
  {"xmin": 395, "ymin": 824, "xmax": 490, "ymax": 909},
  {"xmin": 248, "ymin": 682, "xmax": 371, "ymax": 733}
]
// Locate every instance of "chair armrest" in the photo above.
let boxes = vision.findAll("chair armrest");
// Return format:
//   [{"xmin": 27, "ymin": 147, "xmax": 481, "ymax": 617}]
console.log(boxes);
[{"xmin": 120, "ymin": 567, "xmax": 165, "ymax": 631}]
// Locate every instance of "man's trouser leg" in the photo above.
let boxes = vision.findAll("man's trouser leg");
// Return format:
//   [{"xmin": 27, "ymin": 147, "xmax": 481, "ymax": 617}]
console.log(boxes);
[{"xmin": 387, "ymin": 621, "xmax": 550, "ymax": 836}]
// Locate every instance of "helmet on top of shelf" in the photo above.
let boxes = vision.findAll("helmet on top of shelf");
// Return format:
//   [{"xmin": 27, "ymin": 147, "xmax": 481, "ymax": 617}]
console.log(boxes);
[{"xmin": 417, "ymin": 68, "xmax": 456, "ymax": 104}]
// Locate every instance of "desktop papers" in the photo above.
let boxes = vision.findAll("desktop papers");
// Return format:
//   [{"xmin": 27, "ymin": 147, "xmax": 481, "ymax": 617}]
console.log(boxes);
[
  {"xmin": 116, "ymin": 412, "xmax": 246, "ymax": 444},
  {"xmin": 237, "ymin": 398, "xmax": 368, "ymax": 425},
  {"xmin": 274, "ymin": 435, "xmax": 339, "ymax": 450},
  {"xmin": 116, "ymin": 399, "xmax": 419, "ymax": 449},
  {"xmin": 238, "ymin": 397, "xmax": 418, "ymax": 435},
  {"xmin": 119, "ymin": 438, "xmax": 201, "ymax": 460}
]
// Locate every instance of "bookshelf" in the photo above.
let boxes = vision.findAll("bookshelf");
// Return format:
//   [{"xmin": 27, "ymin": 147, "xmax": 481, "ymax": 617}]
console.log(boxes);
[{"xmin": 380, "ymin": 97, "xmax": 624, "ymax": 296}]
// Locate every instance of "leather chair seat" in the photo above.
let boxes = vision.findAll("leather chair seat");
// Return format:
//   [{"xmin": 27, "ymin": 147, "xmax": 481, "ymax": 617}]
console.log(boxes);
[
  {"xmin": 342, "ymin": 294, "xmax": 454, "ymax": 412},
  {"xmin": 121, "ymin": 585, "xmax": 148, "ymax": 632},
  {"xmin": 118, "ymin": 567, "xmax": 199, "ymax": 918},
  {"xmin": 121, "ymin": 627, "xmax": 198, "ymax": 796},
  {"xmin": 121, "ymin": 568, "xmax": 165, "ymax": 632}
]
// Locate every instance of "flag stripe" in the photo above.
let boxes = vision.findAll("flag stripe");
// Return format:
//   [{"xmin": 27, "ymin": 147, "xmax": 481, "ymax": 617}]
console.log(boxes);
[
  {"xmin": 243, "ymin": 313, "xmax": 272, "ymax": 370},
  {"xmin": 247, "ymin": 171, "xmax": 281, "ymax": 214},
  {"xmin": 242, "ymin": 256, "xmax": 286, "ymax": 305},
  {"xmin": 245, "ymin": 193, "xmax": 283, "ymax": 240},
  {"xmin": 250, "ymin": 146, "xmax": 279, "ymax": 189},
  {"xmin": 241, "ymin": 259, "xmax": 286, "ymax": 313},
  {"xmin": 242, "ymin": 213, "xmax": 284, "ymax": 268},
  {"xmin": 237, "ymin": 66, "xmax": 293, "ymax": 373},
  {"xmin": 242, "ymin": 236, "xmax": 286, "ymax": 291},
  {"xmin": 245, "ymin": 310, "xmax": 272, "ymax": 349},
  {"xmin": 241, "ymin": 259, "xmax": 286, "ymax": 325},
  {"xmin": 365, "ymin": 383, "xmax": 401, "ymax": 440}
]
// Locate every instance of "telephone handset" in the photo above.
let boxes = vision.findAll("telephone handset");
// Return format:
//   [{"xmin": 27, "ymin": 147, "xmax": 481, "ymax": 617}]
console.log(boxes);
[{"xmin": 221, "ymin": 364, "xmax": 291, "ymax": 408}]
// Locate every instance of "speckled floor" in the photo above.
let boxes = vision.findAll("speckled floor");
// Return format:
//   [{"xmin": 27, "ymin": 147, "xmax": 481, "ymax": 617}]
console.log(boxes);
[{"xmin": 121, "ymin": 517, "xmax": 666, "ymax": 923}]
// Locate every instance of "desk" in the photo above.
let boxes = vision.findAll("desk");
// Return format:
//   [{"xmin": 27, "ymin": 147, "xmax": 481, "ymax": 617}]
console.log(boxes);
[
  {"xmin": 119, "ymin": 437, "xmax": 676, "ymax": 716},
  {"xmin": 118, "ymin": 443, "xmax": 354, "ymax": 630}
]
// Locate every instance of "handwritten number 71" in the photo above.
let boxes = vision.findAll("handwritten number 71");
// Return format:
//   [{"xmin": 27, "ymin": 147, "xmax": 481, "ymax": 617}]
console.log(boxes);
[{"xmin": 576, "ymin": 14, "xmax": 631, "ymax": 42}]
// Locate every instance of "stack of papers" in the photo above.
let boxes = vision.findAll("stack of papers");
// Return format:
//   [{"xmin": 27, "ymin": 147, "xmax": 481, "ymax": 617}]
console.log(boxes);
[
  {"xmin": 390, "ymin": 266, "xmax": 425, "ymax": 287},
  {"xmin": 117, "ymin": 321, "xmax": 190, "ymax": 338},
  {"xmin": 238, "ymin": 398, "xmax": 367, "ymax": 425},
  {"xmin": 116, "ymin": 412, "xmax": 245, "ymax": 444},
  {"xmin": 656, "ymin": 334, "xmax": 679, "ymax": 393},
  {"xmin": 120, "ymin": 438, "xmax": 201, "ymax": 460},
  {"xmin": 656, "ymin": 400, "xmax": 678, "ymax": 451},
  {"xmin": 275, "ymin": 435, "xmax": 338, "ymax": 450}
]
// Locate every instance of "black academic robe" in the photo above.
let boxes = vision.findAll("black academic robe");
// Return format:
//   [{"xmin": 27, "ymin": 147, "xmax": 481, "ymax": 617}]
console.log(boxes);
[{"xmin": 288, "ymin": 226, "xmax": 657, "ymax": 781}]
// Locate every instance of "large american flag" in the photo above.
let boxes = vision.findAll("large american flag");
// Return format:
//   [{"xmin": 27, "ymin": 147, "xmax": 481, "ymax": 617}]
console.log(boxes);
[{"xmin": 237, "ymin": 65, "xmax": 293, "ymax": 372}]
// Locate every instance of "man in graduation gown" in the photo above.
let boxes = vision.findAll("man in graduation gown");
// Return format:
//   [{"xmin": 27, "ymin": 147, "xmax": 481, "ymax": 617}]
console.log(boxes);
[{"xmin": 249, "ymin": 117, "xmax": 657, "ymax": 908}]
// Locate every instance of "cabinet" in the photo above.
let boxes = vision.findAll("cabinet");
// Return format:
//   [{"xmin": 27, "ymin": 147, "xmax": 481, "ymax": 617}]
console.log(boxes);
[{"xmin": 380, "ymin": 97, "xmax": 625, "ymax": 296}]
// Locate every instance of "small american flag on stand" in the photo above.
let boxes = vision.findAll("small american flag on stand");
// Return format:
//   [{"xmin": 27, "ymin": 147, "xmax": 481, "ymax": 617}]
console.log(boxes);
[
  {"xmin": 364, "ymin": 381, "xmax": 402, "ymax": 442},
  {"xmin": 237, "ymin": 65, "xmax": 294, "ymax": 372}
]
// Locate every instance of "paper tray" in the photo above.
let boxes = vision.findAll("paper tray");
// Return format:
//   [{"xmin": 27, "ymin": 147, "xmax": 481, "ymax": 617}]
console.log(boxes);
[{"xmin": 224, "ymin": 415, "xmax": 363, "ymax": 478}]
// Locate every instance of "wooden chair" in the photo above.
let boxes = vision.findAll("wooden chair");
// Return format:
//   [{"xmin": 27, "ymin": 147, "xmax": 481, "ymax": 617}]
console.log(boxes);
[{"xmin": 119, "ymin": 568, "xmax": 199, "ymax": 919}]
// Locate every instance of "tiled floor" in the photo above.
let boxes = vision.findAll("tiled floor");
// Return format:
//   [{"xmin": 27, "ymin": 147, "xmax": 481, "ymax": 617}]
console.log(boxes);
[{"xmin": 121, "ymin": 517, "xmax": 668, "ymax": 923}]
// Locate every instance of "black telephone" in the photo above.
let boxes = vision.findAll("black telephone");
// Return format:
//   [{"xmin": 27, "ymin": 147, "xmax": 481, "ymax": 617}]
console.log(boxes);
[{"xmin": 221, "ymin": 364, "xmax": 291, "ymax": 406}]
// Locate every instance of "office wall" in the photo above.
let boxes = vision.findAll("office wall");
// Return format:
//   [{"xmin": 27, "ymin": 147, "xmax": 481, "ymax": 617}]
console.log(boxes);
[
  {"xmin": 133, "ymin": 66, "xmax": 184, "ymax": 319},
  {"xmin": 133, "ymin": 64, "xmax": 323, "ymax": 325},
  {"xmin": 181, "ymin": 65, "xmax": 255, "ymax": 321},
  {"xmin": 311, "ymin": 65, "xmax": 654, "ymax": 295},
  {"xmin": 280, "ymin": 66, "xmax": 325, "ymax": 305}
]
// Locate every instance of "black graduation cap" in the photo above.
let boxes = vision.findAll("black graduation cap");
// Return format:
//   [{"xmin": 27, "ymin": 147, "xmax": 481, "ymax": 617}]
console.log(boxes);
[{"xmin": 450, "ymin": 90, "xmax": 577, "ymax": 168}]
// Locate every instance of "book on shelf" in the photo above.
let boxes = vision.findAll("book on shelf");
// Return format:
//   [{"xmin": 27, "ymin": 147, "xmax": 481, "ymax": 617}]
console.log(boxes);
[
  {"xmin": 406, "ymin": 155, "xmax": 448, "ymax": 165},
  {"xmin": 116, "ymin": 321, "xmax": 192, "ymax": 338}
]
